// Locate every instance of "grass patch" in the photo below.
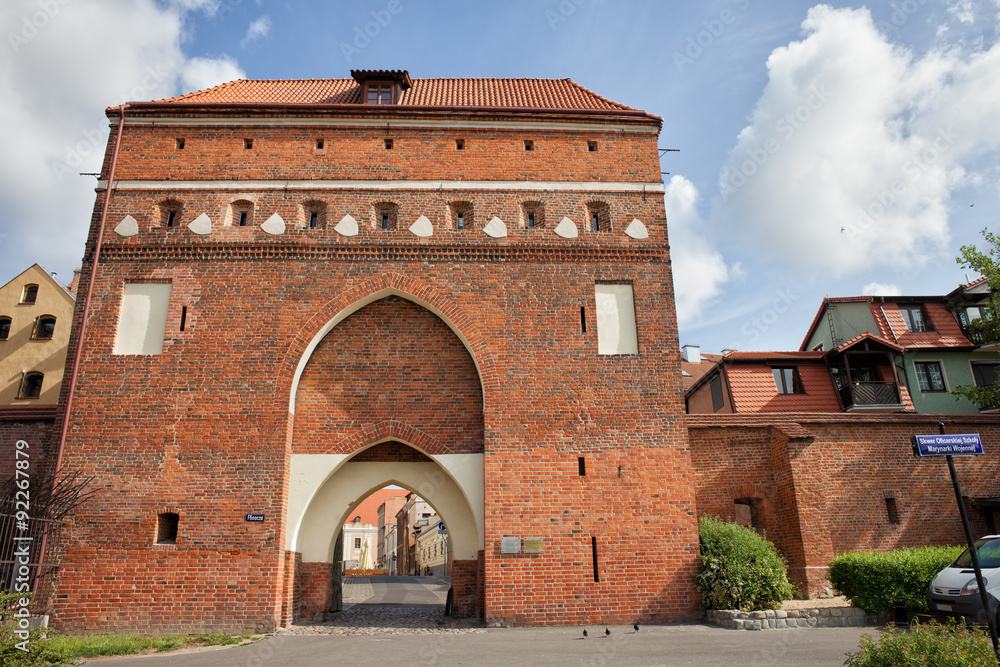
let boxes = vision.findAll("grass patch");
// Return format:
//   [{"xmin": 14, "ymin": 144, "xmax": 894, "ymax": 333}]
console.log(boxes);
[{"xmin": 42, "ymin": 631, "xmax": 260, "ymax": 660}]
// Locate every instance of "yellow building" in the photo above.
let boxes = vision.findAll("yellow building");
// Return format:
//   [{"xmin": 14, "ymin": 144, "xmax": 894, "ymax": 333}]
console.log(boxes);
[{"xmin": 0, "ymin": 265, "xmax": 75, "ymax": 405}]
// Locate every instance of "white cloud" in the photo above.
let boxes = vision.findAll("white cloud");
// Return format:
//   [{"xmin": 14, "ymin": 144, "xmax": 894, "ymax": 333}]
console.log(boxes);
[
  {"xmin": 715, "ymin": 5, "xmax": 1000, "ymax": 278},
  {"xmin": 948, "ymin": 0, "xmax": 976, "ymax": 24},
  {"xmin": 0, "ymin": 0, "xmax": 243, "ymax": 285},
  {"xmin": 241, "ymin": 16, "xmax": 272, "ymax": 48},
  {"xmin": 181, "ymin": 56, "xmax": 245, "ymax": 93},
  {"xmin": 862, "ymin": 282, "xmax": 902, "ymax": 296},
  {"xmin": 664, "ymin": 176, "xmax": 730, "ymax": 326}
]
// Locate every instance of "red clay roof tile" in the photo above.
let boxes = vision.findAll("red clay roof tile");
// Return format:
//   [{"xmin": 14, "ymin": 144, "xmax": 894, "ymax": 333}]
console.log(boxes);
[{"xmin": 725, "ymin": 364, "xmax": 841, "ymax": 413}]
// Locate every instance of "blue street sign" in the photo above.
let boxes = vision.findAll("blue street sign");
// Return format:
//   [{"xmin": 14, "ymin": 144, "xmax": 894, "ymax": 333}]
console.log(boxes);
[
  {"xmin": 245, "ymin": 513, "xmax": 266, "ymax": 522},
  {"xmin": 912, "ymin": 433, "xmax": 984, "ymax": 457}
]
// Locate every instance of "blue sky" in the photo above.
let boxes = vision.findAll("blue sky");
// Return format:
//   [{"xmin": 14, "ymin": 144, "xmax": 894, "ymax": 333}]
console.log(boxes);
[{"xmin": 1, "ymin": 0, "xmax": 998, "ymax": 354}]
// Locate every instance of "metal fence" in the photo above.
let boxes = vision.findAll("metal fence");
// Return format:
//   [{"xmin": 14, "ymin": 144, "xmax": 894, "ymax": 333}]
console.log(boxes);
[{"xmin": 0, "ymin": 511, "xmax": 63, "ymax": 614}]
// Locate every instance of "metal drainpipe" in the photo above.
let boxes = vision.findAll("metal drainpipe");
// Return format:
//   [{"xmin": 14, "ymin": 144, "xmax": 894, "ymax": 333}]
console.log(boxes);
[{"xmin": 52, "ymin": 103, "xmax": 128, "ymax": 477}]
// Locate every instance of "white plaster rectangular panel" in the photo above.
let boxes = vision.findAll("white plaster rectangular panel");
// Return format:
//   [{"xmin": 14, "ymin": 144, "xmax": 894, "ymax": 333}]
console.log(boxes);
[
  {"xmin": 113, "ymin": 283, "xmax": 172, "ymax": 355},
  {"xmin": 595, "ymin": 284, "xmax": 638, "ymax": 355}
]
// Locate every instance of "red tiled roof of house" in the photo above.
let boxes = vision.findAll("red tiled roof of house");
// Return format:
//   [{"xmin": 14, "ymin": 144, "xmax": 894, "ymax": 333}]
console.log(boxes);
[
  {"xmin": 834, "ymin": 331, "xmax": 903, "ymax": 353},
  {"xmin": 724, "ymin": 351, "xmax": 827, "ymax": 361},
  {"xmin": 869, "ymin": 301, "xmax": 973, "ymax": 348},
  {"xmin": 141, "ymin": 77, "xmax": 647, "ymax": 115},
  {"xmin": 345, "ymin": 488, "xmax": 407, "ymax": 528},
  {"xmin": 681, "ymin": 353, "xmax": 722, "ymax": 391},
  {"xmin": 725, "ymin": 363, "xmax": 841, "ymax": 413}
]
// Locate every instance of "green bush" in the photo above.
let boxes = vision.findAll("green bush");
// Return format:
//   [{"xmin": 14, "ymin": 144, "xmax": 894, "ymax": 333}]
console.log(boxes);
[
  {"xmin": 846, "ymin": 620, "xmax": 998, "ymax": 666},
  {"xmin": 828, "ymin": 545, "xmax": 964, "ymax": 615},
  {"xmin": 694, "ymin": 515, "xmax": 795, "ymax": 611}
]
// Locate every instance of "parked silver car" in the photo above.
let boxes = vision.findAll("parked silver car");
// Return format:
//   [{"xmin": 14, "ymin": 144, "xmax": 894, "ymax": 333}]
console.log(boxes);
[{"xmin": 927, "ymin": 535, "xmax": 1000, "ymax": 625}]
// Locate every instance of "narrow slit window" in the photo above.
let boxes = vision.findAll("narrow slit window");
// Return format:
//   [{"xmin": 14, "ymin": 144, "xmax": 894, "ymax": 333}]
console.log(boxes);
[
  {"xmin": 239, "ymin": 211, "xmax": 248, "ymax": 227},
  {"xmin": 524, "ymin": 140, "xmax": 534, "ymax": 151},
  {"xmin": 591, "ymin": 212, "xmax": 600, "ymax": 232},
  {"xmin": 244, "ymin": 138, "xmax": 253, "ymax": 149},
  {"xmin": 309, "ymin": 211, "xmax": 318, "ymax": 228},
  {"xmin": 179, "ymin": 306, "xmax": 187, "ymax": 332},
  {"xmin": 527, "ymin": 212, "xmax": 535, "ymax": 228},
  {"xmin": 315, "ymin": 138, "xmax": 324, "ymax": 149},
  {"xmin": 457, "ymin": 213, "xmax": 464, "ymax": 230},
  {"xmin": 384, "ymin": 138, "xmax": 394, "ymax": 150},
  {"xmin": 580, "ymin": 307, "xmax": 587, "ymax": 333},
  {"xmin": 456, "ymin": 139, "xmax": 465, "ymax": 150},
  {"xmin": 591, "ymin": 537, "xmax": 600, "ymax": 582},
  {"xmin": 175, "ymin": 138, "xmax": 185, "ymax": 150},
  {"xmin": 157, "ymin": 513, "xmax": 179, "ymax": 544},
  {"xmin": 166, "ymin": 210, "xmax": 176, "ymax": 227},
  {"xmin": 588, "ymin": 141, "xmax": 597, "ymax": 152},
  {"xmin": 578, "ymin": 457, "xmax": 586, "ymax": 476},
  {"xmin": 381, "ymin": 213, "xmax": 389, "ymax": 230}
]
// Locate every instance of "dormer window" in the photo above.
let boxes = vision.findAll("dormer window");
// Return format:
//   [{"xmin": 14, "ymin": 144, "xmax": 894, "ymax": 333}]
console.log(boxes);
[
  {"xmin": 366, "ymin": 82, "xmax": 393, "ymax": 104},
  {"xmin": 900, "ymin": 304, "xmax": 932, "ymax": 333}
]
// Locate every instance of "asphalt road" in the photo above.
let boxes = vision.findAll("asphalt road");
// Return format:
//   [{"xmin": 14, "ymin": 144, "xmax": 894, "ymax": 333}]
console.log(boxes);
[{"xmin": 87, "ymin": 623, "xmax": 872, "ymax": 666}]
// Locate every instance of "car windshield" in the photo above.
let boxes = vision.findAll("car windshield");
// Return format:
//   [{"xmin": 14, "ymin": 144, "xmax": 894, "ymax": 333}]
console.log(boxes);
[{"xmin": 953, "ymin": 538, "xmax": 1000, "ymax": 569}]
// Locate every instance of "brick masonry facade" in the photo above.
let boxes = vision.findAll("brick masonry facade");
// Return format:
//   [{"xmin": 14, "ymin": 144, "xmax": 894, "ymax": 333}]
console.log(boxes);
[{"xmin": 39, "ymin": 77, "xmax": 1000, "ymax": 634}]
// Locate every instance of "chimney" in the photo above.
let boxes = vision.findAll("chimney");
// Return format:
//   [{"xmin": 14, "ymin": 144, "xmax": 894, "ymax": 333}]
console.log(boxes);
[{"xmin": 682, "ymin": 345, "xmax": 701, "ymax": 364}]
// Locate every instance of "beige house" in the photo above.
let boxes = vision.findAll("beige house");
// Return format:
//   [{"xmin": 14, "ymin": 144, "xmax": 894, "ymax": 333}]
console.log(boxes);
[{"xmin": 0, "ymin": 265, "xmax": 75, "ymax": 405}]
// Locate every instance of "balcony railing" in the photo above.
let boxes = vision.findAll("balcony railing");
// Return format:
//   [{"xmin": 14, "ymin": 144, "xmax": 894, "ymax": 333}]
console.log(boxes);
[
  {"xmin": 962, "ymin": 323, "xmax": 1000, "ymax": 346},
  {"xmin": 839, "ymin": 381, "xmax": 902, "ymax": 409}
]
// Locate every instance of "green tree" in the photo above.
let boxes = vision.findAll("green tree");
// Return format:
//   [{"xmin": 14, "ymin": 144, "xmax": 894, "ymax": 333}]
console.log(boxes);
[{"xmin": 953, "ymin": 228, "xmax": 1000, "ymax": 408}]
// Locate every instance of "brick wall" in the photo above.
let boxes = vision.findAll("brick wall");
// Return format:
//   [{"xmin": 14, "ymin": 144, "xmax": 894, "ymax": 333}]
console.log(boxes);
[
  {"xmin": 0, "ymin": 406, "xmax": 57, "ymax": 479},
  {"xmin": 689, "ymin": 414, "xmax": 1000, "ymax": 596}
]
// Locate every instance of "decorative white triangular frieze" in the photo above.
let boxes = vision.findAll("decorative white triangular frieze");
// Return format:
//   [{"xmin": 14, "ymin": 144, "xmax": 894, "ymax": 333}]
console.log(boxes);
[
  {"xmin": 261, "ymin": 213, "xmax": 285, "ymax": 235},
  {"xmin": 188, "ymin": 213, "xmax": 212, "ymax": 235},
  {"xmin": 114, "ymin": 215, "xmax": 138, "ymax": 237},
  {"xmin": 554, "ymin": 216, "xmax": 578, "ymax": 239},
  {"xmin": 409, "ymin": 215, "xmax": 433, "ymax": 238},
  {"xmin": 334, "ymin": 214, "xmax": 359, "ymax": 237},
  {"xmin": 483, "ymin": 216, "xmax": 508, "ymax": 238},
  {"xmin": 624, "ymin": 218, "xmax": 648, "ymax": 240}
]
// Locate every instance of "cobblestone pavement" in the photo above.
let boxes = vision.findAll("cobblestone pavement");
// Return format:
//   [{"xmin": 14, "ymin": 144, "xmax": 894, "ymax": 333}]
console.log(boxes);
[{"xmin": 279, "ymin": 576, "xmax": 485, "ymax": 636}]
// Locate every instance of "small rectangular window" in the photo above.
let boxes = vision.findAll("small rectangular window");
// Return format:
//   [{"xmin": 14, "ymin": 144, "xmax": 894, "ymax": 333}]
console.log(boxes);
[
  {"xmin": 710, "ymin": 374, "xmax": 725, "ymax": 411},
  {"xmin": 175, "ymin": 138, "xmax": 185, "ymax": 150},
  {"xmin": 239, "ymin": 211, "xmax": 248, "ymax": 227},
  {"xmin": 157, "ymin": 512, "xmax": 179, "ymax": 544},
  {"xmin": 244, "ymin": 138, "xmax": 253, "ymax": 149},
  {"xmin": 167, "ymin": 210, "xmax": 176, "ymax": 228},
  {"xmin": 915, "ymin": 361, "xmax": 946, "ymax": 392},
  {"xmin": 381, "ymin": 213, "xmax": 389, "ymax": 230},
  {"xmin": 772, "ymin": 367, "xmax": 803, "ymax": 394},
  {"xmin": 180, "ymin": 306, "xmax": 187, "ymax": 332},
  {"xmin": 580, "ymin": 306, "xmax": 587, "ymax": 333},
  {"xmin": 384, "ymin": 138, "xmax": 394, "ymax": 150},
  {"xmin": 457, "ymin": 213, "xmax": 464, "ymax": 230},
  {"xmin": 354, "ymin": 537, "xmax": 362, "ymax": 549},
  {"xmin": 588, "ymin": 141, "xmax": 597, "ymax": 152},
  {"xmin": 578, "ymin": 457, "xmax": 586, "ymax": 476},
  {"xmin": 591, "ymin": 212, "xmax": 600, "ymax": 232},
  {"xmin": 900, "ymin": 304, "xmax": 932, "ymax": 332},
  {"xmin": 456, "ymin": 139, "xmax": 465, "ymax": 150},
  {"xmin": 310, "ymin": 211, "xmax": 318, "ymax": 229},
  {"xmin": 21, "ymin": 285, "xmax": 38, "ymax": 304},
  {"xmin": 527, "ymin": 212, "xmax": 535, "ymax": 228},
  {"xmin": 524, "ymin": 140, "xmax": 534, "ymax": 151},
  {"xmin": 315, "ymin": 138, "xmax": 324, "ymax": 149}
]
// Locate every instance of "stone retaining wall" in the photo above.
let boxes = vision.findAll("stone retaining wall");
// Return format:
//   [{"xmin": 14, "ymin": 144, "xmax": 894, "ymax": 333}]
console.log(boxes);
[{"xmin": 706, "ymin": 606, "xmax": 872, "ymax": 630}]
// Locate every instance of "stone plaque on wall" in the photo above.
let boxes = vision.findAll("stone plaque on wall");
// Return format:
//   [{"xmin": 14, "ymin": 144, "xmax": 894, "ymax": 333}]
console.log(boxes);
[
  {"xmin": 523, "ymin": 537, "xmax": 543, "ymax": 553},
  {"xmin": 500, "ymin": 536, "xmax": 521, "ymax": 554}
]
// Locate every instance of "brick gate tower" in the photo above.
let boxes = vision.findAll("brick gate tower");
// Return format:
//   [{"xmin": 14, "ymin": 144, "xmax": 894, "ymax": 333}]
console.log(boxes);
[{"xmin": 51, "ymin": 70, "xmax": 700, "ymax": 632}]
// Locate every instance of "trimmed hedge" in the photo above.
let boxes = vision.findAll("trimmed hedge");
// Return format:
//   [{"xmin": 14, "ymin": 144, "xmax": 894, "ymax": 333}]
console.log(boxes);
[
  {"xmin": 694, "ymin": 515, "xmax": 795, "ymax": 611},
  {"xmin": 828, "ymin": 545, "xmax": 964, "ymax": 615},
  {"xmin": 846, "ymin": 620, "xmax": 998, "ymax": 666}
]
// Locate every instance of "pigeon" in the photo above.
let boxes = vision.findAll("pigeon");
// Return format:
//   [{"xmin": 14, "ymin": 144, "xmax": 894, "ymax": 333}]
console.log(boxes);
[
  {"xmin": 583, "ymin": 629, "xmax": 588, "ymax": 638},
  {"xmin": 605, "ymin": 627, "xmax": 611, "ymax": 636},
  {"xmin": 633, "ymin": 623, "xmax": 639, "ymax": 633}
]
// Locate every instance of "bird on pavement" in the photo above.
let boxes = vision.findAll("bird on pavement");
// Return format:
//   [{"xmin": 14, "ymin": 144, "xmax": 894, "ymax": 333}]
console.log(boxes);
[
  {"xmin": 605, "ymin": 627, "xmax": 611, "ymax": 636},
  {"xmin": 633, "ymin": 623, "xmax": 639, "ymax": 633},
  {"xmin": 582, "ymin": 629, "xmax": 588, "ymax": 638}
]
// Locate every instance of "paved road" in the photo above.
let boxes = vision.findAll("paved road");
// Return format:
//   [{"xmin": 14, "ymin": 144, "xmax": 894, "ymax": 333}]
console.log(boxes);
[
  {"xmin": 348, "ymin": 575, "xmax": 449, "ymax": 605},
  {"xmin": 88, "ymin": 623, "xmax": 873, "ymax": 666}
]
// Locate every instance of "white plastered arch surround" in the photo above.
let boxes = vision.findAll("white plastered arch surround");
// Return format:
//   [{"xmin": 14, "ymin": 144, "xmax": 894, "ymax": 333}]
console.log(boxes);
[
  {"xmin": 285, "ymin": 289, "xmax": 485, "ymax": 562},
  {"xmin": 288, "ymin": 439, "xmax": 484, "ymax": 561},
  {"xmin": 288, "ymin": 287, "xmax": 484, "ymax": 414}
]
